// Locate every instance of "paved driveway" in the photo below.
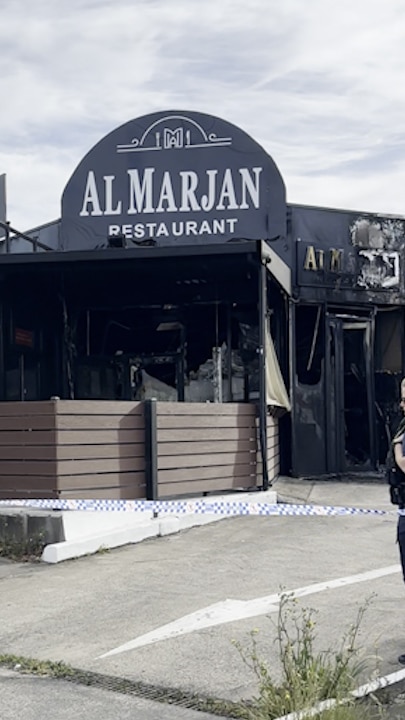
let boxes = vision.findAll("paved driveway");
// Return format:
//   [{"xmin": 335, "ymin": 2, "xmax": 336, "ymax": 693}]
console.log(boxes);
[{"xmin": 1, "ymin": 477, "xmax": 404, "ymax": 717}]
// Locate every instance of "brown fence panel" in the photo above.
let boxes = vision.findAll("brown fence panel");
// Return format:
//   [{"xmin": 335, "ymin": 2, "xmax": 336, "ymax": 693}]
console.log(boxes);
[
  {"xmin": 154, "ymin": 402, "xmax": 260, "ymax": 499},
  {"xmin": 55, "ymin": 400, "xmax": 146, "ymax": 499},
  {"xmin": 0, "ymin": 401, "xmax": 57, "ymax": 498},
  {"xmin": 0, "ymin": 400, "xmax": 146, "ymax": 500}
]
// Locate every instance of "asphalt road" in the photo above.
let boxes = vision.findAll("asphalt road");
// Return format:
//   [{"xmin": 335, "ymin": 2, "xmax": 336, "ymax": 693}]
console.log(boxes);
[{"xmin": 1, "ymin": 476, "xmax": 405, "ymax": 719}]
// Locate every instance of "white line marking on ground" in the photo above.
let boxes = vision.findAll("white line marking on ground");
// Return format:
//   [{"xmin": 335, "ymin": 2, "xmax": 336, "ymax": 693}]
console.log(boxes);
[
  {"xmin": 273, "ymin": 667, "xmax": 405, "ymax": 720},
  {"xmin": 98, "ymin": 564, "xmax": 400, "ymax": 659}
]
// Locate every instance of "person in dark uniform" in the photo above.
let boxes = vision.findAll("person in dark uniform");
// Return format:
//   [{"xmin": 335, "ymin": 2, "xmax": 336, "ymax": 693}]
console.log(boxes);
[{"xmin": 392, "ymin": 384, "xmax": 405, "ymax": 664}]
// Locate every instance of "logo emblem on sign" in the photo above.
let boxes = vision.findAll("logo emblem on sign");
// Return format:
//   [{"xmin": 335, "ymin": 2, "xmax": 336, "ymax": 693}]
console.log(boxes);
[{"xmin": 116, "ymin": 114, "xmax": 233, "ymax": 154}]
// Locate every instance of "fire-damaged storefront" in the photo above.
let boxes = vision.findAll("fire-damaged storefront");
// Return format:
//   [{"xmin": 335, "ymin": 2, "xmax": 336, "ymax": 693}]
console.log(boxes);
[
  {"xmin": 290, "ymin": 206, "xmax": 405, "ymax": 476},
  {"xmin": 0, "ymin": 109, "xmax": 405, "ymax": 482},
  {"xmin": 0, "ymin": 110, "xmax": 292, "ymax": 494}
]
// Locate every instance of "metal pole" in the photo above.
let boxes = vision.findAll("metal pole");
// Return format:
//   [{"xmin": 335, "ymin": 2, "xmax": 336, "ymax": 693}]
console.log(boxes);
[
  {"xmin": 176, "ymin": 325, "xmax": 185, "ymax": 402},
  {"xmin": 4, "ymin": 222, "xmax": 10, "ymax": 253},
  {"xmin": 212, "ymin": 346, "xmax": 223, "ymax": 403},
  {"xmin": 19, "ymin": 353, "xmax": 25, "ymax": 401},
  {"xmin": 86, "ymin": 310, "xmax": 90, "ymax": 356},
  {"xmin": 226, "ymin": 303, "xmax": 232, "ymax": 402},
  {"xmin": 365, "ymin": 316, "xmax": 377, "ymax": 469},
  {"xmin": 258, "ymin": 260, "xmax": 269, "ymax": 490},
  {"xmin": 0, "ymin": 221, "xmax": 52, "ymax": 252},
  {"xmin": 145, "ymin": 399, "xmax": 158, "ymax": 500}
]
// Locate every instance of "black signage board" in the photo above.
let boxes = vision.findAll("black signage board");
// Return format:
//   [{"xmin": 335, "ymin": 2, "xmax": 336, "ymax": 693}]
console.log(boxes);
[
  {"xmin": 61, "ymin": 110, "xmax": 287, "ymax": 251},
  {"xmin": 292, "ymin": 205, "xmax": 405, "ymax": 295}
]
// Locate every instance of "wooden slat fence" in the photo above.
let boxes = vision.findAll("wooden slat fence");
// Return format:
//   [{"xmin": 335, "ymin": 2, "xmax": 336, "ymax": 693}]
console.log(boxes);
[
  {"xmin": 0, "ymin": 400, "xmax": 279, "ymax": 500},
  {"xmin": 0, "ymin": 401, "xmax": 57, "ymax": 499},
  {"xmin": 150, "ymin": 401, "xmax": 261, "ymax": 499},
  {"xmin": 0, "ymin": 400, "xmax": 146, "ymax": 499}
]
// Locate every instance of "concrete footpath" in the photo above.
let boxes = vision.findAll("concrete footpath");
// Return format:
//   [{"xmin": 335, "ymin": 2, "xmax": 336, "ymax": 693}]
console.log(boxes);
[{"xmin": 1, "ymin": 474, "xmax": 405, "ymax": 719}]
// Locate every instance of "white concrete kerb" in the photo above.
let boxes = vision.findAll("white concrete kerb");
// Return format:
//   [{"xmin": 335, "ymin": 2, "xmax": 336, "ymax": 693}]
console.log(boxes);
[{"xmin": 41, "ymin": 489, "xmax": 277, "ymax": 564}]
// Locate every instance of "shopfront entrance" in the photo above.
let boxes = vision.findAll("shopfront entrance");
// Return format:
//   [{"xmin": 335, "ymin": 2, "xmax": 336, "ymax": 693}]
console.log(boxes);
[
  {"xmin": 291, "ymin": 306, "xmax": 377, "ymax": 476},
  {"xmin": 325, "ymin": 314, "xmax": 376, "ymax": 473}
]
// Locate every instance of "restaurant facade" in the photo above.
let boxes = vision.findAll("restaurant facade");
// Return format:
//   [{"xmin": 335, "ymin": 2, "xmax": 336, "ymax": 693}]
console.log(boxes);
[{"xmin": 1, "ymin": 109, "xmax": 404, "ymax": 488}]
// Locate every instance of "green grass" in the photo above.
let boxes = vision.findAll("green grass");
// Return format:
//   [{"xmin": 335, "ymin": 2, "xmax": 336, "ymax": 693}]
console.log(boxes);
[{"xmin": 0, "ymin": 654, "xmax": 74, "ymax": 677}]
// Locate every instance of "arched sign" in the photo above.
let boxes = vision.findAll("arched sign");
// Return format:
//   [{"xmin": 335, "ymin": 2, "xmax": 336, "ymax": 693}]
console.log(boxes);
[{"xmin": 61, "ymin": 110, "xmax": 286, "ymax": 250}]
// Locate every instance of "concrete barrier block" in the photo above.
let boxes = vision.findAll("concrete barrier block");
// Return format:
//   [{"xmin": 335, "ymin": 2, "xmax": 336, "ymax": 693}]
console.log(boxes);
[
  {"xmin": 0, "ymin": 513, "xmax": 25, "ymax": 543},
  {"xmin": 0, "ymin": 510, "xmax": 65, "ymax": 547},
  {"xmin": 27, "ymin": 514, "xmax": 65, "ymax": 544}
]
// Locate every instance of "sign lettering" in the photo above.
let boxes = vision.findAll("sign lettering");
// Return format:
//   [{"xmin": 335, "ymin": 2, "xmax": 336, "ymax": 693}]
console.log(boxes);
[
  {"xmin": 61, "ymin": 111, "xmax": 286, "ymax": 251},
  {"xmin": 79, "ymin": 167, "xmax": 262, "ymax": 218},
  {"xmin": 303, "ymin": 245, "xmax": 343, "ymax": 273}
]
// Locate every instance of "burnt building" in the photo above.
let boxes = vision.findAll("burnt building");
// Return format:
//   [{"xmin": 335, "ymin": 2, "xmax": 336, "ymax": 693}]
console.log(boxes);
[
  {"xmin": 0, "ymin": 109, "xmax": 403, "ymax": 482},
  {"xmin": 290, "ymin": 205, "xmax": 405, "ymax": 475}
]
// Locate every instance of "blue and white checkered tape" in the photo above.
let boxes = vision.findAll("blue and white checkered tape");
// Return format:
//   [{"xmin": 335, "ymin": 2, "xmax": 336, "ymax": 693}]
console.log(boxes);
[{"xmin": 0, "ymin": 498, "xmax": 389, "ymax": 516}]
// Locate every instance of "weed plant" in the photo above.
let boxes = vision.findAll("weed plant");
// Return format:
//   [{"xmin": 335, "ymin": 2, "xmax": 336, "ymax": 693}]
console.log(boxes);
[
  {"xmin": 234, "ymin": 594, "xmax": 385, "ymax": 720},
  {"xmin": 0, "ymin": 532, "xmax": 45, "ymax": 561}
]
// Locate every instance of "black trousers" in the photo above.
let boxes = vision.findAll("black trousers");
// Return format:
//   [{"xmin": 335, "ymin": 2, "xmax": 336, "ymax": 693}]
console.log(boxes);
[{"xmin": 398, "ymin": 514, "xmax": 405, "ymax": 582}]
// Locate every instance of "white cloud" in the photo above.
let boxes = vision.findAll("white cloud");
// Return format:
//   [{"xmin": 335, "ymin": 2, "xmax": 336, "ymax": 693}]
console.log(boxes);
[{"xmin": 2, "ymin": 0, "xmax": 405, "ymax": 229}]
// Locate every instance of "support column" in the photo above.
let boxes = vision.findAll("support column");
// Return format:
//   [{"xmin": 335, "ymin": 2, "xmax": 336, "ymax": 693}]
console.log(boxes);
[
  {"xmin": 258, "ymin": 261, "xmax": 269, "ymax": 490},
  {"xmin": 145, "ymin": 398, "xmax": 158, "ymax": 500}
]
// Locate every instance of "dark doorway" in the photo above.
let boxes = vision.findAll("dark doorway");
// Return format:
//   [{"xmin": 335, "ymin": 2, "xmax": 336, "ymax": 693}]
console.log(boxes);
[{"xmin": 326, "ymin": 315, "xmax": 376, "ymax": 472}]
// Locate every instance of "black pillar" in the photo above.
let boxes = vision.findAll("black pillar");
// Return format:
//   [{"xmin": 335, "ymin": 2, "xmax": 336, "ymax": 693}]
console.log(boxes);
[
  {"xmin": 145, "ymin": 398, "xmax": 158, "ymax": 500},
  {"xmin": 258, "ymin": 261, "xmax": 269, "ymax": 490}
]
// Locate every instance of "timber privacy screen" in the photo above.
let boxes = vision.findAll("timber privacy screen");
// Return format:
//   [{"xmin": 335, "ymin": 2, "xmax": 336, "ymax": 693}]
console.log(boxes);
[{"xmin": 0, "ymin": 399, "xmax": 279, "ymax": 500}]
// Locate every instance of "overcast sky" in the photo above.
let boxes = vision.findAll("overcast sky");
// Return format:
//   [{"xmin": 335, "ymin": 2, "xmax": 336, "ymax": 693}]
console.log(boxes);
[{"xmin": 1, "ymin": 0, "xmax": 405, "ymax": 231}]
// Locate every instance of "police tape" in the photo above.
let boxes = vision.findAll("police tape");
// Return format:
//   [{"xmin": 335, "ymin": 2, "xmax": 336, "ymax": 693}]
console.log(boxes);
[{"xmin": 0, "ymin": 498, "xmax": 390, "ymax": 516}]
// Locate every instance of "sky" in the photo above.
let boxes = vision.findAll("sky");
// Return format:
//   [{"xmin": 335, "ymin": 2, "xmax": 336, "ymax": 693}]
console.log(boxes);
[{"xmin": 2, "ymin": 0, "xmax": 405, "ymax": 231}]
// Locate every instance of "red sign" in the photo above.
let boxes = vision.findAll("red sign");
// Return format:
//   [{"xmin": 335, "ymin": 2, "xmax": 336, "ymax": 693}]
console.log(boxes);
[{"xmin": 15, "ymin": 328, "xmax": 34, "ymax": 348}]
